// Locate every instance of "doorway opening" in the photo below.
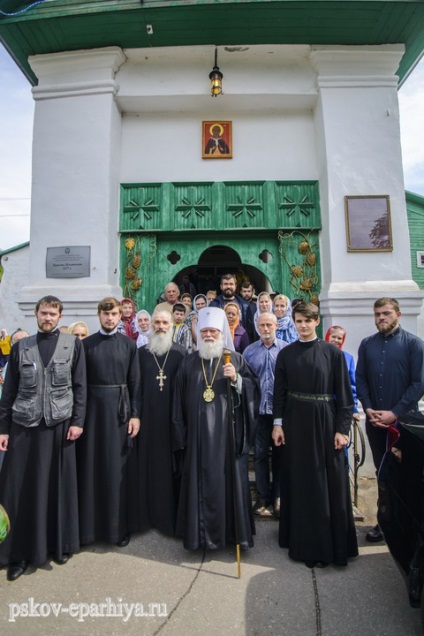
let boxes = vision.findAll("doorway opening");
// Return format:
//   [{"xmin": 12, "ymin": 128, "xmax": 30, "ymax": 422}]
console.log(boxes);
[{"xmin": 173, "ymin": 245, "xmax": 274, "ymax": 297}]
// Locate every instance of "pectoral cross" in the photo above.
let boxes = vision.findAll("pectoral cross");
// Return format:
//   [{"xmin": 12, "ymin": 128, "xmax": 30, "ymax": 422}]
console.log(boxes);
[{"xmin": 156, "ymin": 369, "xmax": 167, "ymax": 391}]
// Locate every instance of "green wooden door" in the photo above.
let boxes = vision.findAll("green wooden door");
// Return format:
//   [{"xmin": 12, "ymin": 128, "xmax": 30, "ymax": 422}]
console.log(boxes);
[{"xmin": 120, "ymin": 180, "xmax": 321, "ymax": 312}]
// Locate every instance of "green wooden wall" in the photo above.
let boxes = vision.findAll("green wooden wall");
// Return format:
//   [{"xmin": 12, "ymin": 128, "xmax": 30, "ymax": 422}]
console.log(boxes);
[
  {"xmin": 119, "ymin": 180, "xmax": 321, "ymax": 312},
  {"xmin": 406, "ymin": 191, "xmax": 424, "ymax": 290}
]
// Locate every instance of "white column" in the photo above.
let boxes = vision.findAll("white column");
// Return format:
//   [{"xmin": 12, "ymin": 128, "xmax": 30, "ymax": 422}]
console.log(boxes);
[
  {"xmin": 18, "ymin": 47, "xmax": 126, "ymax": 325},
  {"xmin": 311, "ymin": 45, "xmax": 423, "ymax": 355}
]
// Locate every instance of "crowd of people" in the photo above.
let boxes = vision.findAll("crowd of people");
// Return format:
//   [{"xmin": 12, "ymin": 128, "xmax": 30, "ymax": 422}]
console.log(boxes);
[{"xmin": 0, "ymin": 277, "xmax": 423, "ymax": 582}]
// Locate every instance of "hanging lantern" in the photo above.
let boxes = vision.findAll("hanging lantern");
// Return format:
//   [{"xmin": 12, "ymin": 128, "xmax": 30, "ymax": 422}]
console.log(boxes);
[{"xmin": 209, "ymin": 48, "xmax": 223, "ymax": 97}]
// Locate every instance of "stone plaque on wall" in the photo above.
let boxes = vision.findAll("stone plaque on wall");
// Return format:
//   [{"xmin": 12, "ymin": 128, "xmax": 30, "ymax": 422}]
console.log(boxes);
[{"xmin": 46, "ymin": 246, "xmax": 90, "ymax": 278}]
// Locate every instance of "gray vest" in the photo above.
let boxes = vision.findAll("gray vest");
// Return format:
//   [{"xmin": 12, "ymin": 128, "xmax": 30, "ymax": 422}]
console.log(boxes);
[{"xmin": 12, "ymin": 333, "xmax": 76, "ymax": 428}]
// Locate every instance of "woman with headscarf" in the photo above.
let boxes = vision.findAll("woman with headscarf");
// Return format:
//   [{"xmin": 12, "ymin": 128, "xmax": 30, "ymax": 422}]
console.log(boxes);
[
  {"xmin": 224, "ymin": 302, "xmax": 250, "ymax": 354},
  {"xmin": 186, "ymin": 294, "xmax": 208, "ymax": 350},
  {"xmin": 135, "ymin": 309, "xmax": 151, "ymax": 348},
  {"xmin": 117, "ymin": 298, "xmax": 139, "ymax": 341},
  {"xmin": 252, "ymin": 291, "xmax": 273, "ymax": 341},
  {"xmin": 325, "ymin": 325, "xmax": 360, "ymax": 420},
  {"xmin": 273, "ymin": 294, "xmax": 298, "ymax": 344}
]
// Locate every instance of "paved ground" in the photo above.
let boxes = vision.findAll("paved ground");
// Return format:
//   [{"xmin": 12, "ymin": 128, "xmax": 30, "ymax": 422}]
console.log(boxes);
[{"xmin": 0, "ymin": 474, "xmax": 421, "ymax": 636}]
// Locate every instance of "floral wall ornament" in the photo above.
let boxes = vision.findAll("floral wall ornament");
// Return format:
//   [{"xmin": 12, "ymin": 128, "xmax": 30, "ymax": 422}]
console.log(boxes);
[
  {"xmin": 123, "ymin": 235, "xmax": 143, "ymax": 302},
  {"xmin": 291, "ymin": 265, "xmax": 303, "ymax": 278},
  {"xmin": 278, "ymin": 229, "xmax": 320, "ymax": 304},
  {"xmin": 298, "ymin": 241, "xmax": 310, "ymax": 255},
  {"xmin": 125, "ymin": 237, "xmax": 135, "ymax": 251}
]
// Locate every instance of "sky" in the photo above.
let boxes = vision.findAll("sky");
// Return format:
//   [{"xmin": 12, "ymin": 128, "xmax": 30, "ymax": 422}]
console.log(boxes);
[{"xmin": 0, "ymin": 44, "xmax": 423, "ymax": 251}]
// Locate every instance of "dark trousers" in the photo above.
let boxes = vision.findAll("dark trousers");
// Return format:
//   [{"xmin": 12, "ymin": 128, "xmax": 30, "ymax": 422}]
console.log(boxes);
[
  {"xmin": 254, "ymin": 414, "xmax": 282, "ymax": 502},
  {"xmin": 365, "ymin": 419, "xmax": 388, "ymax": 474}
]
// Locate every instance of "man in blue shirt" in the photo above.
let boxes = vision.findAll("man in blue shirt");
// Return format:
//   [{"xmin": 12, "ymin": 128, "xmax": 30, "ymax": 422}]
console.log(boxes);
[
  {"xmin": 244, "ymin": 312, "xmax": 287, "ymax": 516},
  {"xmin": 209, "ymin": 273, "xmax": 252, "ymax": 331},
  {"xmin": 356, "ymin": 297, "xmax": 424, "ymax": 542}
]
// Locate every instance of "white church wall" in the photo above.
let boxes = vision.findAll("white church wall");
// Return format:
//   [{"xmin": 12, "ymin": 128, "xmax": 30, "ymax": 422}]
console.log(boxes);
[
  {"xmin": 118, "ymin": 45, "xmax": 318, "ymax": 182},
  {"xmin": 17, "ymin": 48, "xmax": 127, "ymax": 322},
  {"xmin": 120, "ymin": 110, "xmax": 317, "ymax": 183},
  {"xmin": 311, "ymin": 46, "xmax": 423, "ymax": 358}
]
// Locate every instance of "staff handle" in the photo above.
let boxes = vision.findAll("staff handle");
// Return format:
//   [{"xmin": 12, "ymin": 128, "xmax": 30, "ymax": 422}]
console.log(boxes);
[{"xmin": 223, "ymin": 349, "xmax": 241, "ymax": 578}]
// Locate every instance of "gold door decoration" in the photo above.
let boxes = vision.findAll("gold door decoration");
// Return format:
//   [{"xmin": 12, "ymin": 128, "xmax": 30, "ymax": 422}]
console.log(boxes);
[
  {"xmin": 278, "ymin": 230, "xmax": 320, "ymax": 305},
  {"xmin": 123, "ymin": 236, "xmax": 143, "ymax": 301}
]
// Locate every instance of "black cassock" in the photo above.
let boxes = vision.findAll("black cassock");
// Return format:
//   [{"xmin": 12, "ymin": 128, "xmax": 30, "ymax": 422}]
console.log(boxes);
[
  {"xmin": 173, "ymin": 351, "xmax": 259, "ymax": 550},
  {"xmin": 77, "ymin": 332, "xmax": 140, "ymax": 545},
  {"xmin": 0, "ymin": 331, "xmax": 86, "ymax": 567},
  {"xmin": 273, "ymin": 339, "xmax": 358, "ymax": 566},
  {"xmin": 131, "ymin": 344, "xmax": 187, "ymax": 536}
]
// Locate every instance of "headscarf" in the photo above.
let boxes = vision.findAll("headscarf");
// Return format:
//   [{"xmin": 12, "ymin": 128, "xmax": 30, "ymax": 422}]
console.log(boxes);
[
  {"xmin": 196, "ymin": 307, "xmax": 234, "ymax": 352},
  {"xmin": 192, "ymin": 294, "xmax": 208, "ymax": 313},
  {"xmin": 119, "ymin": 298, "xmax": 138, "ymax": 341},
  {"xmin": 136, "ymin": 309, "xmax": 151, "ymax": 333},
  {"xmin": 224, "ymin": 302, "xmax": 241, "ymax": 341},
  {"xmin": 135, "ymin": 309, "xmax": 151, "ymax": 347},
  {"xmin": 254, "ymin": 292, "xmax": 273, "ymax": 335},
  {"xmin": 186, "ymin": 294, "xmax": 208, "ymax": 330},
  {"xmin": 324, "ymin": 325, "xmax": 347, "ymax": 349},
  {"xmin": 273, "ymin": 295, "xmax": 298, "ymax": 344},
  {"xmin": 325, "ymin": 325, "xmax": 359, "ymax": 413}
]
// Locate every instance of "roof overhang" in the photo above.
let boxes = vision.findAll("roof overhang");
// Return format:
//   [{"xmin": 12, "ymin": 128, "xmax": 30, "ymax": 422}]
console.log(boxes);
[{"xmin": 1, "ymin": 0, "xmax": 423, "ymax": 84}]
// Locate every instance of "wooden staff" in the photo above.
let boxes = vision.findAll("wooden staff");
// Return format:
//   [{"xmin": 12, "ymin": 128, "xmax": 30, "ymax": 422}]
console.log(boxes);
[{"xmin": 223, "ymin": 349, "xmax": 241, "ymax": 578}]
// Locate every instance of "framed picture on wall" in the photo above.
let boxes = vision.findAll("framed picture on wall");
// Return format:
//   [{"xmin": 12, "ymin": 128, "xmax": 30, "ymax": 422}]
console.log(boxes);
[
  {"xmin": 417, "ymin": 251, "xmax": 424, "ymax": 268},
  {"xmin": 202, "ymin": 121, "xmax": 233, "ymax": 159},
  {"xmin": 345, "ymin": 195, "xmax": 393, "ymax": 252}
]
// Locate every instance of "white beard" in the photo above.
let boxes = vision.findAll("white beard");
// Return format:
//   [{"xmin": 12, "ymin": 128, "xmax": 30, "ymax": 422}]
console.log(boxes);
[
  {"xmin": 198, "ymin": 334, "xmax": 224, "ymax": 360},
  {"xmin": 147, "ymin": 329, "xmax": 173, "ymax": 356}
]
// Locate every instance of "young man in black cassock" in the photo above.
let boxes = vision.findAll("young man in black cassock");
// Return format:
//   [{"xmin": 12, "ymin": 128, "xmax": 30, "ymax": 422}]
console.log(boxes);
[
  {"xmin": 272, "ymin": 302, "xmax": 358, "ymax": 568},
  {"xmin": 133, "ymin": 310, "xmax": 186, "ymax": 536},
  {"xmin": 77, "ymin": 297, "xmax": 141, "ymax": 548},
  {"xmin": 0, "ymin": 296, "xmax": 86, "ymax": 581},
  {"xmin": 173, "ymin": 307, "xmax": 259, "ymax": 551}
]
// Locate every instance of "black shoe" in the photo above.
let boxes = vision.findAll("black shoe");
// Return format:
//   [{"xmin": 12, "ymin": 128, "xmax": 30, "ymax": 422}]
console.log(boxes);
[
  {"xmin": 54, "ymin": 553, "xmax": 70, "ymax": 565},
  {"xmin": 304, "ymin": 561, "xmax": 316, "ymax": 569},
  {"xmin": 7, "ymin": 561, "xmax": 28, "ymax": 581},
  {"xmin": 116, "ymin": 534, "xmax": 131, "ymax": 548},
  {"xmin": 366, "ymin": 524, "xmax": 384, "ymax": 543},
  {"xmin": 315, "ymin": 561, "xmax": 329, "ymax": 569}
]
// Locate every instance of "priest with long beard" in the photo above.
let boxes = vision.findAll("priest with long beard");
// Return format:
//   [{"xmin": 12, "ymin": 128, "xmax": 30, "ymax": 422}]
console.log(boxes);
[
  {"xmin": 132, "ymin": 311, "xmax": 187, "ymax": 536},
  {"xmin": 173, "ymin": 307, "xmax": 259, "ymax": 551}
]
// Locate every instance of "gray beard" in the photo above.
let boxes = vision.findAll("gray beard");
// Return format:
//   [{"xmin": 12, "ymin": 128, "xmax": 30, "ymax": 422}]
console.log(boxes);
[
  {"xmin": 147, "ymin": 329, "xmax": 173, "ymax": 356},
  {"xmin": 198, "ymin": 334, "xmax": 224, "ymax": 360}
]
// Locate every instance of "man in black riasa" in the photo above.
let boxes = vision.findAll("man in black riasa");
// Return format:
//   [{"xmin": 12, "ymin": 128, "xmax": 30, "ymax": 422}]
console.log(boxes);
[
  {"xmin": 173, "ymin": 307, "xmax": 259, "ymax": 551},
  {"xmin": 272, "ymin": 302, "xmax": 357, "ymax": 568},
  {"xmin": 134, "ymin": 310, "xmax": 187, "ymax": 536},
  {"xmin": 0, "ymin": 295, "xmax": 86, "ymax": 581},
  {"xmin": 77, "ymin": 297, "xmax": 140, "ymax": 549}
]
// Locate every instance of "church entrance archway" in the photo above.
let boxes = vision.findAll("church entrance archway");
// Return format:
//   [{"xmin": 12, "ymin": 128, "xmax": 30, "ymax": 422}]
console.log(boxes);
[{"xmin": 174, "ymin": 245, "xmax": 273, "ymax": 297}]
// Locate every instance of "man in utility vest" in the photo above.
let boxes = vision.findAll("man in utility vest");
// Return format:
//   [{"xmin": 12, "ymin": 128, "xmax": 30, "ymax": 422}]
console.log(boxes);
[{"xmin": 0, "ymin": 295, "xmax": 86, "ymax": 581}]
